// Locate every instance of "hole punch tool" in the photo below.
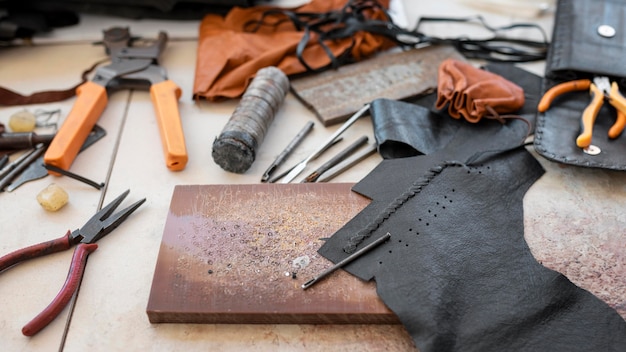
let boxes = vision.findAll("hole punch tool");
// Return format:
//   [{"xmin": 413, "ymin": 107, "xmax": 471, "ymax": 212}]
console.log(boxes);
[
  {"xmin": 538, "ymin": 76, "xmax": 626, "ymax": 149},
  {"xmin": 0, "ymin": 190, "xmax": 145, "ymax": 336},
  {"xmin": 43, "ymin": 27, "xmax": 188, "ymax": 173}
]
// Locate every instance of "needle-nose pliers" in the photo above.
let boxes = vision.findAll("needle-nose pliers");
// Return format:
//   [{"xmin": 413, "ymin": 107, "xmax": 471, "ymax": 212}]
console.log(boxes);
[{"xmin": 0, "ymin": 190, "xmax": 145, "ymax": 336}]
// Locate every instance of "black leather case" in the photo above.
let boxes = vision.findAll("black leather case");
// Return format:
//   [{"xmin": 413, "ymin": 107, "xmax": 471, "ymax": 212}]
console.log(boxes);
[{"xmin": 534, "ymin": 0, "xmax": 626, "ymax": 170}]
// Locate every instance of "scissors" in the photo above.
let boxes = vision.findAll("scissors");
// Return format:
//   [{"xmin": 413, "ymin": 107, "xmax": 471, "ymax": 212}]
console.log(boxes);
[
  {"xmin": 538, "ymin": 76, "xmax": 626, "ymax": 148},
  {"xmin": 0, "ymin": 190, "xmax": 145, "ymax": 336}
]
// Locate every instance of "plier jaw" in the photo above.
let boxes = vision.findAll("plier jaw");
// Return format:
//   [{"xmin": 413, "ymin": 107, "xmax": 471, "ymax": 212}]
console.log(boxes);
[
  {"xmin": 538, "ymin": 76, "xmax": 626, "ymax": 148},
  {"xmin": 72, "ymin": 189, "xmax": 146, "ymax": 244},
  {"xmin": 0, "ymin": 190, "xmax": 145, "ymax": 336}
]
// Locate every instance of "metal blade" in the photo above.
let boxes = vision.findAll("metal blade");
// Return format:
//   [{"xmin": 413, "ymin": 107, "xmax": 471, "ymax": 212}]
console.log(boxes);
[
  {"xmin": 279, "ymin": 161, "xmax": 307, "ymax": 184},
  {"xmin": 5, "ymin": 125, "xmax": 106, "ymax": 192},
  {"xmin": 5, "ymin": 155, "xmax": 47, "ymax": 192}
]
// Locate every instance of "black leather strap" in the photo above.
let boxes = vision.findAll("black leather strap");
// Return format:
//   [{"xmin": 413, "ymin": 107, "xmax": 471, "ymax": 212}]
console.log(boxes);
[{"xmin": 245, "ymin": 0, "xmax": 549, "ymax": 74}]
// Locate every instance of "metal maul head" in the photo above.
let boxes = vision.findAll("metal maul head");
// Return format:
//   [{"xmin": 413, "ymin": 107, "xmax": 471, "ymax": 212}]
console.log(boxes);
[
  {"xmin": 102, "ymin": 27, "xmax": 132, "ymax": 54},
  {"xmin": 101, "ymin": 27, "xmax": 167, "ymax": 59}
]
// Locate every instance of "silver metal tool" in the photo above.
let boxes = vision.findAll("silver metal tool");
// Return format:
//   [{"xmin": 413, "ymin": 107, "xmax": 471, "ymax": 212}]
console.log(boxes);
[
  {"xmin": 316, "ymin": 143, "xmax": 378, "ymax": 182},
  {"xmin": 280, "ymin": 103, "xmax": 370, "ymax": 183},
  {"xmin": 301, "ymin": 232, "xmax": 391, "ymax": 290},
  {"xmin": 268, "ymin": 137, "xmax": 343, "ymax": 183},
  {"xmin": 261, "ymin": 121, "xmax": 314, "ymax": 182},
  {"xmin": 303, "ymin": 135, "xmax": 368, "ymax": 183}
]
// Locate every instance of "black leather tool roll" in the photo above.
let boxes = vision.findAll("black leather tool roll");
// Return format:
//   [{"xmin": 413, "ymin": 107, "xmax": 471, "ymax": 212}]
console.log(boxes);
[{"xmin": 534, "ymin": 0, "xmax": 626, "ymax": 170}]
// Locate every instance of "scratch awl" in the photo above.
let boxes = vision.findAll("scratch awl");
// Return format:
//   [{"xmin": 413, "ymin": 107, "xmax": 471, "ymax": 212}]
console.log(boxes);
[
  {"xmin": 261, "ymin": 121, "xmax": 314, "ymax": 182},
  {"xmin": 302, "ymin": 232, "xmax": 391, "ymax": 290},
  {"xmin": 303, "ymin": 135, "xmax": 368, "ymax": 183},
  {"xmin": 316, "ymin": 143, "xmax": 378, "ymax": 182}
]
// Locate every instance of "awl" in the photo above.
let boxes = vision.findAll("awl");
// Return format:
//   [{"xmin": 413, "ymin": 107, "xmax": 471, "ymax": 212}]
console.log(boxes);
[{"xmin": 280, "ymin": 104, "xmax": 370, "ymax": 183}]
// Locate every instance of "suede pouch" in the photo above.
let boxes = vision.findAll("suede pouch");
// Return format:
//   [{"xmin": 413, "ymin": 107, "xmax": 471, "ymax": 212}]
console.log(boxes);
[
  {"xmin": 373, "ymin": 63, "xmax": 542, "ymax": 159},
  {"xmin": 534, "ymin": 0, "xmax": 626, "ymax": 170},
  {"xmin": 435, "ymin": 59, "xmax": 525, "ymax": 123}
]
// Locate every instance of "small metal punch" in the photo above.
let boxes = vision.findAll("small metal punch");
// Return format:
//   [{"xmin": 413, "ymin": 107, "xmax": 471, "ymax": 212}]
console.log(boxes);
[{"xmin": 302, "ymin": 232, "xmax": 391, "ymax": 290}]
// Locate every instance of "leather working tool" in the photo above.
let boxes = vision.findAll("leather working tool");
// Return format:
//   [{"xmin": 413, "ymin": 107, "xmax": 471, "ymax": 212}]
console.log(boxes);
[
  {"xmin": 280, "ymin": 104, "xmax": 370, "ymax": 183},
  {"xmin": 43, "ymin": 27, "xmax": 188, "ymax": 172},
  {"xmin": 0, "ymin": 190, "xmax": 145, "ymax": 336},
  {"xmin": 538, "ymin": 76, "xmax": 626, "ymax": 148},
  {"xmin": 303, "ymin": 135, "xmax": 369, "ymax": 183}
]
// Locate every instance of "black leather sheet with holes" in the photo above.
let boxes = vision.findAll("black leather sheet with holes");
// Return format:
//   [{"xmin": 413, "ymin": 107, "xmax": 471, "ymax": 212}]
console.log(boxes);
[{"xmin": 318, "ymin": 98, "xmax": 626, "ymax": 351}]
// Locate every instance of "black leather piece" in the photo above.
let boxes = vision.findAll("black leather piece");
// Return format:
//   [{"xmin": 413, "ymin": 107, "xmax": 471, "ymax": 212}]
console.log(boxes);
[
  {"xmin": 318, "ymin": 99, "xmax": 626, "ymax": 351},
  {"xmin": 372, "ymin": 63, "xmax": 541, "ymax": 159},
  {"xmin": 543, "ymin": 0, "xmax": 626, "ymax": 81},
  {"xmin": 534, "ymin": 88, "xmax": 626, "ymax": 169},
  {"xmin": 534, "ymin": 0, "xmax": 626, "ymax": 170},
  {"xmin": 320, "ymin": 149, "xmax": 626, "ymax": 351}
]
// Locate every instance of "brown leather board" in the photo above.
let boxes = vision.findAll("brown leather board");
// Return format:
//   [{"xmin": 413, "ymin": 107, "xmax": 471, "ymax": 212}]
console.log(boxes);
[
  {"xmin": 147, "ymin": 183, "xmax": 398, "ymax": 324},
  {"xmin": 289, "ymin": 45, "xmax": 464, "ymax": 126}
]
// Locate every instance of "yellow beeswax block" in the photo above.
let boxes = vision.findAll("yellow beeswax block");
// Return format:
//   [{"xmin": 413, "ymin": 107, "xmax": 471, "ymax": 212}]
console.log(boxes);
[
  {"xmin": 9, "ymin": 110, "xmax": 37, "ymax": 132},
  {"xmin": 37, "ymin": 183, "xmax": 69, "ymax": 211}
]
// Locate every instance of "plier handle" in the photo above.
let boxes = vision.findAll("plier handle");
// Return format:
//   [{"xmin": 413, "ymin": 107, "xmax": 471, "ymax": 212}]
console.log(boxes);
[
  {"xmin": 0, "ymin": 190, "xmax": 145, "ymax": 336},
  {"xmin": 43, "ymin": 27, "xmax": 188, "ymax": 173},
  {"xmin": 538, "ymin": 76, "xmax": 626, "ymax": 148}
]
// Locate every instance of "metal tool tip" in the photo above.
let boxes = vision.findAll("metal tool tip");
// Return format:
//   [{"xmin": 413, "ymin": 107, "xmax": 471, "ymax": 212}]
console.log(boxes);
[{"xmin": 301, "ymin": 278, "xmax": 316, "ymax": 290}]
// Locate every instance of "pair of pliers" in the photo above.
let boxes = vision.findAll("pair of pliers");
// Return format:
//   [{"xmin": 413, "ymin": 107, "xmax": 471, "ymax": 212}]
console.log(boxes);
[
  {"xmin": 538, "ymin": 76, "xmax": 626, "ymax": 148},
  {"xmin": 0, "ymin": 190, "xmax": 145, "ymax": 336},
  {"xmin": 43, "ymin": 27, "xmax": 188, "ymax": 174}
]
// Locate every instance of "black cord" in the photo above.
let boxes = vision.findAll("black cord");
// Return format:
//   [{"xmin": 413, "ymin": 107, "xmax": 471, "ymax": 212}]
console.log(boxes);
[{"xmin": 244, "ymin": 0, "xmax": 550, "ymax": 74}]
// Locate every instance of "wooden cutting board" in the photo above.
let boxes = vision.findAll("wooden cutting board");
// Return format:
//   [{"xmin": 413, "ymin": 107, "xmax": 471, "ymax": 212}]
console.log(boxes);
[{"xmin": 147, "ymin": 183, "xmax": 398, "ymax": 324}]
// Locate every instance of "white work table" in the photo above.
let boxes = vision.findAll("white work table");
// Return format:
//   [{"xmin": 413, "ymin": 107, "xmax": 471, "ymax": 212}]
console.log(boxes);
[{"xmin": 3, "ymin": 1, "xmax": 624, "ymax": 351}]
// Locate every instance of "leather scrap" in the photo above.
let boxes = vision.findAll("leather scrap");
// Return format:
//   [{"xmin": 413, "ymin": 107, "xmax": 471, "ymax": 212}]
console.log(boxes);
[
  {"xmin": 0, "ymin": 58, "xmax": 105, "ymax": 106},
  {"xmin": 372, "ymin": 62, "xmax": 542, "ymax": 159},
  {"xmin": 435, "ymin": 58, "xmax": 525, "ymax": 122},
  {"xmin": 289, "ymin": 45, "xmax": 464, "ymax": 126},
  {"xmin": 318, "ymin": 99, "xmax": 626, "ymax": 351},
  {"xmin": 192, "ymin": 0, "xmax": 394, "ymax": 101}
]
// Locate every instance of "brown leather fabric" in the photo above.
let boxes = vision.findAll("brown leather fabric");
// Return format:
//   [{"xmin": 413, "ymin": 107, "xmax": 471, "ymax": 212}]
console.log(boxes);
[
  {"xmin": 0, "ymin": 58, "xmax": 105, "ymax": 106},
  {"xmin": 193, "ymin": 0, "xmax": 393, "ymax": 101},
  {"xmin": 435, "ymin": 59, "xmax": 525, "ymax": 123}
]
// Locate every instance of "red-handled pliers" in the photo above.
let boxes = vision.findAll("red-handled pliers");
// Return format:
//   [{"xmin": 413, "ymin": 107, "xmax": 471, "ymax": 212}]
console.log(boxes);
[{"xmin": 0, "ymin": 190, "xmax": 145, "ymax": 336}]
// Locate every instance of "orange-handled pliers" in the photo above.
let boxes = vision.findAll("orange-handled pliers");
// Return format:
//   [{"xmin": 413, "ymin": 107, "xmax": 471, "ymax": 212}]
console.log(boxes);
[
  {"xmin": 538, "ymin": 76, "xmax": 626, "ymax": 148},
  {"xmin": 0, "ymin": 190, "xmax": 145, "ymax": 336},
  {"xmin": 43, "ymin": 27, "xmax": 188, "ymax": 173}
]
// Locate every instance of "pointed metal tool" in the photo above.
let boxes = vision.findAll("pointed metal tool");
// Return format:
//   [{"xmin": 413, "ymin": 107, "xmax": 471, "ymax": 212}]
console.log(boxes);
[
  {"xmin": 302, "ymin": 232, "xmax": 391, "ymax": 290},
  {"xmin": 5, "ymin": 125, "xmax": 106, "ymax": 192},
  {"xmin": 280, "ymin": 104, "xmax": 370, "ymax": 183}
]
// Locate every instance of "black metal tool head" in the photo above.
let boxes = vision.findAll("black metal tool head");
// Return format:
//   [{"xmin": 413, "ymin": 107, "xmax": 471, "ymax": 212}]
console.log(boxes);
[
  {"xmin": 72, "ymin": 190, "xmax": 146, "ymax": 244},
  {"xmin": 102, "ymin": 27, "xmax": 167, "ymax": 61}
]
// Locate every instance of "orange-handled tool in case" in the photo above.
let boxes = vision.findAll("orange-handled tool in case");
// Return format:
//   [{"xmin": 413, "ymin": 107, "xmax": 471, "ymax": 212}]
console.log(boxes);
[
  {"xmin": 44, "ymin": 27, "xmax": 188, "ymax": 172},
  {"xmin": 538, "ymin": 76, "xmax": 626, "ymax": 149}
]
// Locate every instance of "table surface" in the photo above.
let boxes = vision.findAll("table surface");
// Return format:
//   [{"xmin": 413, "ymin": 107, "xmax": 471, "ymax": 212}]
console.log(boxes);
[{"xmin": 3, "ymin": 1, "xmax": 625, "ymax": 351}]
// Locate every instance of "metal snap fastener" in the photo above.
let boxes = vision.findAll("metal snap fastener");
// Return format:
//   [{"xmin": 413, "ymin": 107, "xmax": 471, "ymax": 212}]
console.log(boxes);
[
  {"xmin": 598, "ymin": 25, "xmax": 616, "ymax": 38},
  {"xmin": 583, "ymin": 145, "xmax": 601, "ymax": 155}
]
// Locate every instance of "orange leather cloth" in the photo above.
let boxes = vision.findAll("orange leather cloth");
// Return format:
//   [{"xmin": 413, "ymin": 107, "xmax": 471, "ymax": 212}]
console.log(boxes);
[
  {"xmin": 435, "ymin": 59, "xmax": 525, "ymax": 123},
  {"xmin": 193, "ymin": 0, "xmax": 393, "ymax": 101}
]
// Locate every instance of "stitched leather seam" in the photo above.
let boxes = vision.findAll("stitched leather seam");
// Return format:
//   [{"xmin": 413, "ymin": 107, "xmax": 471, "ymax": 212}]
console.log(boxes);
[{"xmin": 343, "ymin": 160, "xmax": 466, "ymax": 253}]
